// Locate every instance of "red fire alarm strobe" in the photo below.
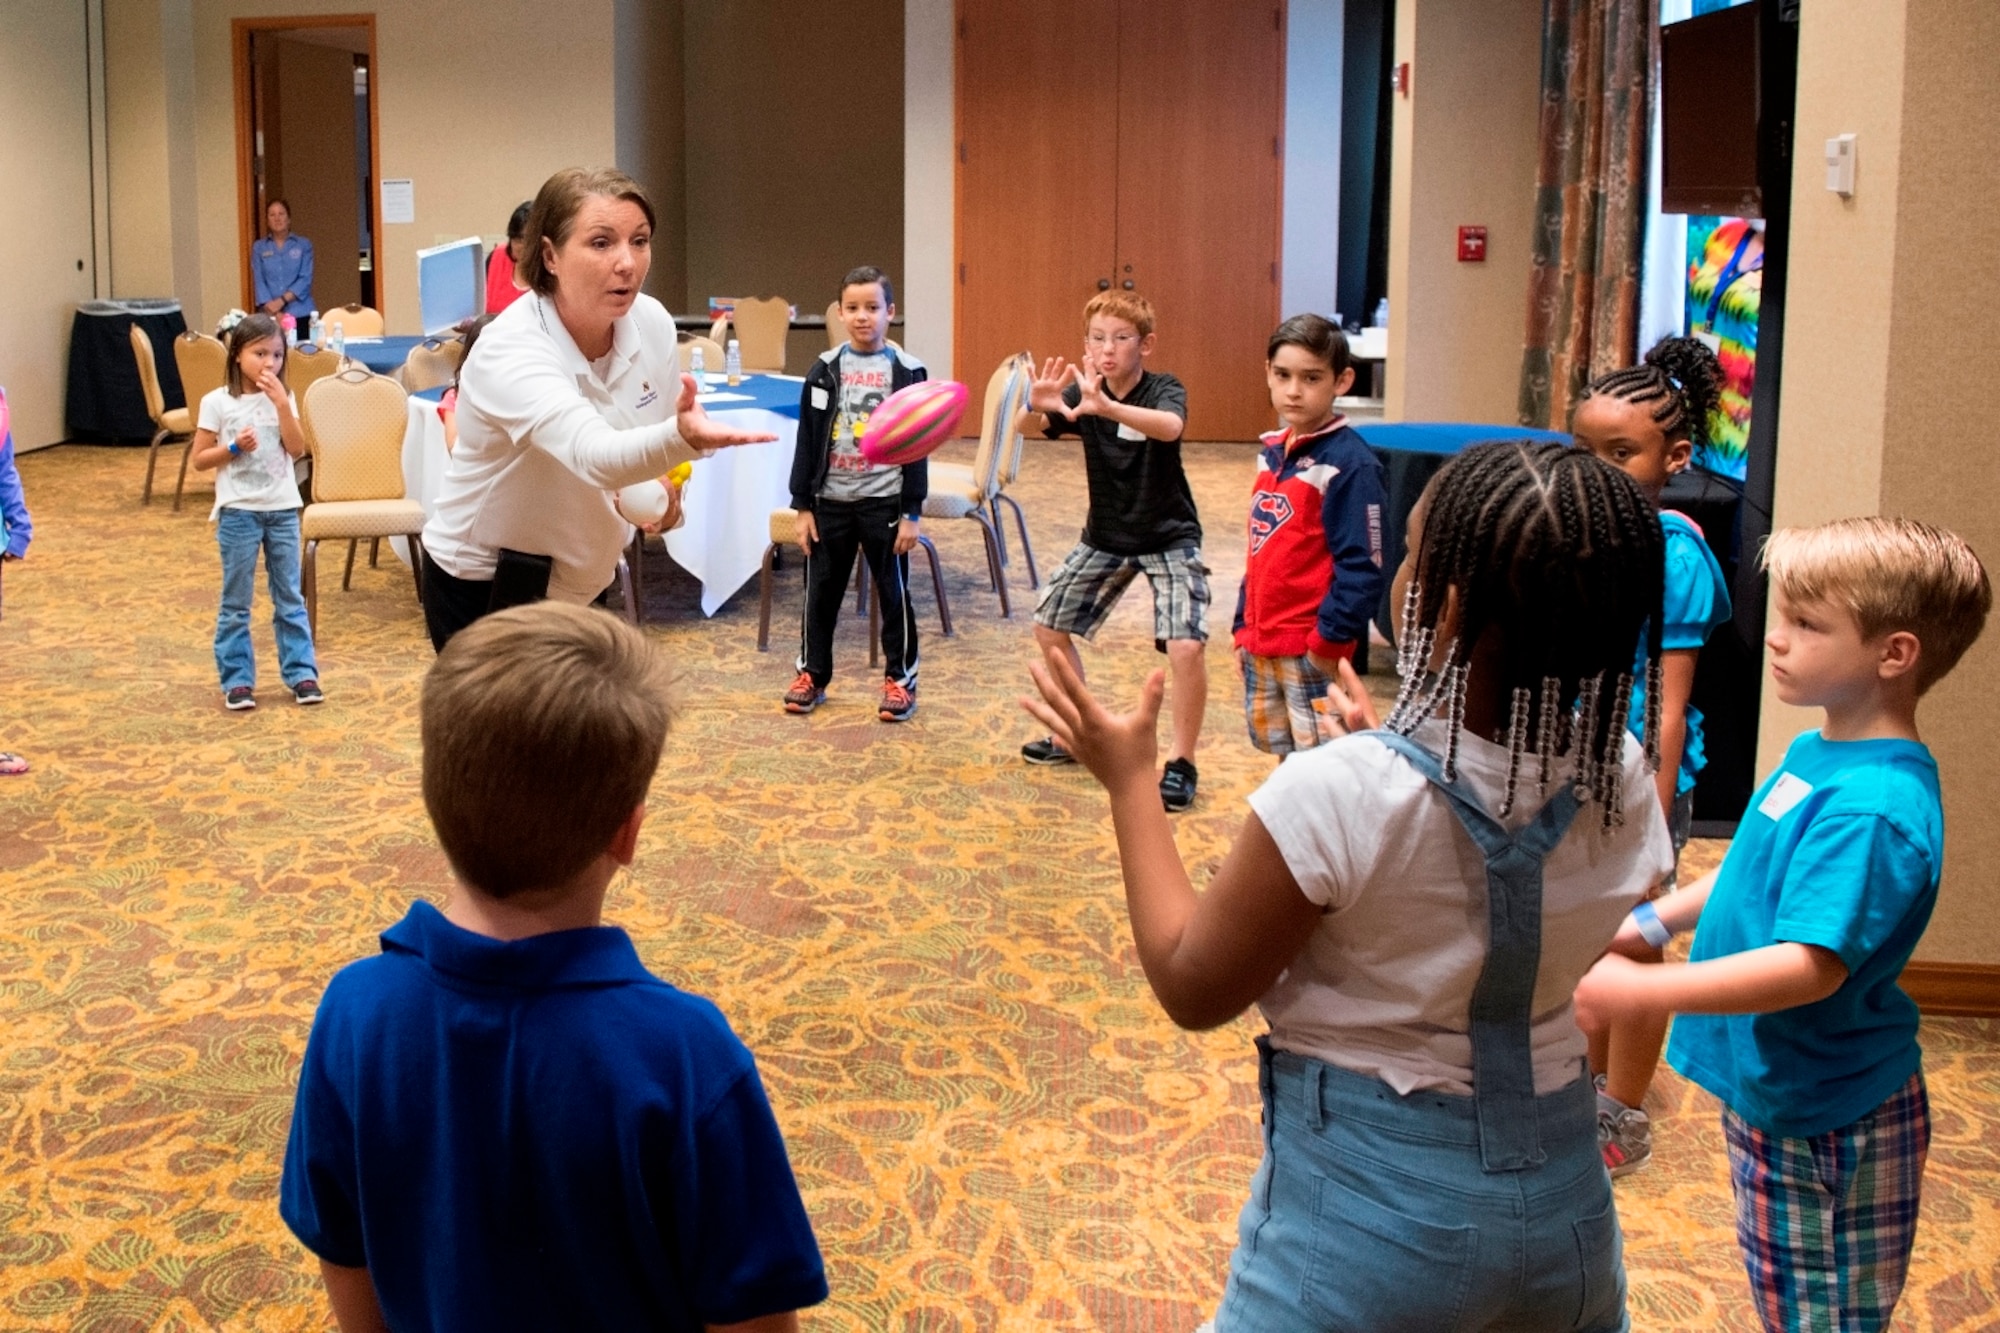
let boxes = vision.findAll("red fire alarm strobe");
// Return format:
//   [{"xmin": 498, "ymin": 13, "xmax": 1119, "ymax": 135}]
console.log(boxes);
[{"xmin": 1458, "ymin": 226, "xmax": 1488, "ymax": 262}]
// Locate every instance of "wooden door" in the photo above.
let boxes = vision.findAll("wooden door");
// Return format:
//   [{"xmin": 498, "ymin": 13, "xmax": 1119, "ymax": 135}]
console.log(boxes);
[
  {"xmin": 955, "ymin": 0, "xmax": 1119, "ymax": 430},
  {"xmin": 1115, "ymin": 0, "xmax": 1284, "ymax": 441}
]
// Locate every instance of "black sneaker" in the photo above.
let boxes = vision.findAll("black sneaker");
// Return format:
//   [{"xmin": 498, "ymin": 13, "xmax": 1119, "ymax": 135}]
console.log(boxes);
[
  {"xmin": 1021, "ymin": 736, "xmax": 1075, "ymax": 765},
  {"xmin": 879, "ymin": 679, "xmax": 917, "ymax": 723},
  {"xmin": 782, "ymin": 670, "xmax": 826, "ymax": 715},
  {"xmin": 224, "ymin": 687, "xmax": 256, "ymax": 711},
  {"xmin": 1160, "ymin": 757, "xmax": 1198, "ymax": 812},
  {"xmin": 293, "ymin": 679, "xmax": 325, "ymax": 706}
]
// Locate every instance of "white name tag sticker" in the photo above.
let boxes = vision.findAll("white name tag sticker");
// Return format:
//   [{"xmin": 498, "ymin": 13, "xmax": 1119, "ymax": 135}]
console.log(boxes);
[
  {"xmin": 810, "ymin": 387, "xmax": 830, "ymax": 411},
  {"xmin": 1116, "ymin": 422, "xmax": 1146, "ymax": 442},
  {"xmin": 1758, "ymin": 772, "xmax": 1814, "ymax": 821}
]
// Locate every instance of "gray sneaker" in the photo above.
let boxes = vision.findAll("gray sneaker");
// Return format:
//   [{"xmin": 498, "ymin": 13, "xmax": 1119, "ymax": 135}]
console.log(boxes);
[{"xmin": 1598, "ymin": 1091, "xmax": 1652, "ymax": 1178}]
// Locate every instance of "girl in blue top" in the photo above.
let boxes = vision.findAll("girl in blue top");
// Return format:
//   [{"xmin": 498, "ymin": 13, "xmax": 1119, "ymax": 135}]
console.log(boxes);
[{"xmin": 1572, "ymin": 335, "xmax": 1732, "ymax": 1176}]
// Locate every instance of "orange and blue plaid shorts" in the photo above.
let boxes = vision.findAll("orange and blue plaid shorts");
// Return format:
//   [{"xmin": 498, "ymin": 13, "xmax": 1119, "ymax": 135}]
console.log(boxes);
[{"xmin": 1240, "ymin": 653, "xmax": 1337, "ymax": 756}]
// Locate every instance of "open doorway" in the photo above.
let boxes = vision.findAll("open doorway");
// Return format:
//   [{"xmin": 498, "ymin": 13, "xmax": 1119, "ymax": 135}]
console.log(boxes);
[{"xmin": 232, "ymin": 15, "xmax": 382, "ymax": 320}]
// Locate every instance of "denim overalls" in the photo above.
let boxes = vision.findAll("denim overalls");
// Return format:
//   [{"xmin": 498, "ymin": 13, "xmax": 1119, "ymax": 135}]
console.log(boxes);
[{"xmin": 1215, "ymin": 732, "xmax": 1629, "ymax": 1333}]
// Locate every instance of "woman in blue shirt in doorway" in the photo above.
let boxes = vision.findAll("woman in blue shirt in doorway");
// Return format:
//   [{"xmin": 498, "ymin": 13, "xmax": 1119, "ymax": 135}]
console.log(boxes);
[{"xmin": 251, "ymin": 199, "xmax": 315, "ymax": 320}]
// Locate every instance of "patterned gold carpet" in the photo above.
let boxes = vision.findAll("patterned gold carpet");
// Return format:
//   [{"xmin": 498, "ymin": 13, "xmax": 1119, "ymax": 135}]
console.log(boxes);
[{"xmin": 1, "ymin": 439, "xmax": 1995, "ymax": 1332}]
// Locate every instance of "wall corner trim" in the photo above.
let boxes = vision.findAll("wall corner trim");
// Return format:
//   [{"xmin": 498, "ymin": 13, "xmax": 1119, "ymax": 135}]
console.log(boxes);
[{"xmin": 1903, "ymin": 962, "xmax": 2000, "ymax": 1018}]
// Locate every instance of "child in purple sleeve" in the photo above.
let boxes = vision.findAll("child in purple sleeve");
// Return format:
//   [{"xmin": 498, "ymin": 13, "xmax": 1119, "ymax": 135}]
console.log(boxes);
[{"xmin": 1, "ymin": 386, "xmax": 32, "ymax": 776}]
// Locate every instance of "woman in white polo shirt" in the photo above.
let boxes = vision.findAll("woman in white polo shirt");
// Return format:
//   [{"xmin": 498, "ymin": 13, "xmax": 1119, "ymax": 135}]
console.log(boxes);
[{"xmin": 420, "ymin": 166, "xmax": 772, "ymax": 649}]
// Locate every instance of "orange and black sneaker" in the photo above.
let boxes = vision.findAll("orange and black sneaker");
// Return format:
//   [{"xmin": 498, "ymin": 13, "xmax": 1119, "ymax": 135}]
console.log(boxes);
[
  {"xmin": 782, "ymin": 670, "xmax": 826, "ymax": 714},
  {"xmin": 879, "ymin": 679, "xmax": 917, "ymax": 723}
]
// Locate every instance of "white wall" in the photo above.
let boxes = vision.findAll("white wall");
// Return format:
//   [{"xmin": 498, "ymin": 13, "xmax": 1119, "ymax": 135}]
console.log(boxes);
[
  {"xmin": 1282, "ymin": 0, "xmax": 1343, "ymax": 321},
  {"xmin": 903, "ymin": 0, "xmax": 954, "ymax": 373},
  {"xmin": 0, "ymin": 0, "xmax": 102, "ymax": 450}
]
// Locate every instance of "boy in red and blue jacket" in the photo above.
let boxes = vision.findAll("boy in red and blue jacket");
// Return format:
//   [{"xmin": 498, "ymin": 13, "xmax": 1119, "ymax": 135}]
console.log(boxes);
[{"xmin": 1232, "ymin": 316, "xmax": 1386, "ymax": 755}]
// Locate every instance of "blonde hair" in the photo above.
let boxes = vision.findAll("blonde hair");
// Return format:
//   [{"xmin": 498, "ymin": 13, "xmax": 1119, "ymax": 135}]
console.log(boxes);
[
  {"xmin": 421, "ymin": 602, "xmax": 675, "ymax": 898},
  {"xmin": 1763, "ymin": 516, "xmax": 1991, "ymax": 693},
  {"xmin": 519, "ymin": 166, "xmax": 657, "ymax": 298},
  {"xmin": 1083, "ymin": 291, "xmax": 1156, "ymax": 337}
]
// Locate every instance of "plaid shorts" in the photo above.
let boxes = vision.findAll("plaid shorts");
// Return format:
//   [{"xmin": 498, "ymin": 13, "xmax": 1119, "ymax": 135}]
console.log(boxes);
[
  {"xmin": 1240, "ymin": 653, "xmax": 1336, "ymax": 755},
  {"xmin": 1034, "ymin": 542, "xmax": 1210, "ymax": 647},
  {"xmin": 1723, "ymin": 1072, "xmax": 1929, "ymax": 1333}
]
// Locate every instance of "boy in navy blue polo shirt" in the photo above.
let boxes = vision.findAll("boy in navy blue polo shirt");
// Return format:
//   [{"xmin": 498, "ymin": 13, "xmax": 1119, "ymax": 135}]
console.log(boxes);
[
  {"xmin": 1575, "ymin": 516, "xmax": 1990, "ymax": 1333},
  {"xmin": 280, "ymin": 602, "xmax": 826, "ymax": 1332}
]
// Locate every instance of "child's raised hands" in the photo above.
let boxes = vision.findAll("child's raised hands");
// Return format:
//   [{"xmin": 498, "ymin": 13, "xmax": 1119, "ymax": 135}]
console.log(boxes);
[
  {"xmin": 1021, "ymin": 645, "xmax": 1163, "ymax": 798},
  {"xmin": 1027, "ymin": 357, "xmax": 1079, "ymax": 419},
  {"xmin": 256, "ymin": 368, "xmax": 288, "ymax": 408},
  {"xmin": 233, "ymin": 424, "xmax": 260, "ymax": 454}
]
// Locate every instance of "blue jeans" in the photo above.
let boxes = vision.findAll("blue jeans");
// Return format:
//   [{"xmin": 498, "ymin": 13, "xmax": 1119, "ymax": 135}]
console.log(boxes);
[
  {"xmin": 215, "ymin": 507, "xmax": 317, "ymax": 691},
  {"xmin": 1214, "ymin": 1043, "xmax": 1629, "ymax": 1333}
]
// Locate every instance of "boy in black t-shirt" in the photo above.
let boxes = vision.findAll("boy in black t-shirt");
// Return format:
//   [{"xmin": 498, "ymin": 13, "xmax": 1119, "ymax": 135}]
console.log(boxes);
[{"xmin": 1015, "ymin": 292, "xmax": 1208, "ymax": 811}]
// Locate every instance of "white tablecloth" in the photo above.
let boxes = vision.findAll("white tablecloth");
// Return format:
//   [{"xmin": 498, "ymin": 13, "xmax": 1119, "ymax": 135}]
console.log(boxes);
[{"xmin": 394, "ymin": 398, "xmax": 797, "ymax": 616}]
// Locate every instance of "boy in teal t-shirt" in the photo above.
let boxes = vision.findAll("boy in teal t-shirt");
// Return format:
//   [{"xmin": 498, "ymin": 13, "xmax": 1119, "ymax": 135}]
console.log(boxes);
[{"xmin": 1574, "ymin": 516, "xmax": 1989, "ymax": 1333}]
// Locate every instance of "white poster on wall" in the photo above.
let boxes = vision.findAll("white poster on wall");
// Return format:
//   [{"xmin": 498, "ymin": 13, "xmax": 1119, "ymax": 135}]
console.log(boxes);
[{"xmin": 382, "ymin": 179, "xmax": 415, "ymax": 225}]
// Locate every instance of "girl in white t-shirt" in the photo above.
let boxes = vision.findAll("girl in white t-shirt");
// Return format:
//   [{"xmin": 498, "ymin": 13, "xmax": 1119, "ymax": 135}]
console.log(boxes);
[
  {"xmin": 190, "ymin": 314, "xmax": 321, "ymax": 711},
  {"xmin": 1025, "ymin": 441, "xmax": 1674, "ymax": 1332}
]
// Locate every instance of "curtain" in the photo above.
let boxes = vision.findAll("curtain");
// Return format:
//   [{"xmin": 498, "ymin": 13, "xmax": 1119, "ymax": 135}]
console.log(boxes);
[{"xmin": 1518, "ymin": 0, "xmax": 1653, "ymax": 431}]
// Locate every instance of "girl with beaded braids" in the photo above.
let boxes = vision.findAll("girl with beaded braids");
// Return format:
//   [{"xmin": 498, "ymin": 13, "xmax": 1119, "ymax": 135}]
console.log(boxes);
[
  {"xmin": 1572, "ymin": 334, "xmax": 1734, "ymax": 1179},
  {"xmin": 1024, "ymin": 440, "xmax": 1674, "ymax": 1331}
]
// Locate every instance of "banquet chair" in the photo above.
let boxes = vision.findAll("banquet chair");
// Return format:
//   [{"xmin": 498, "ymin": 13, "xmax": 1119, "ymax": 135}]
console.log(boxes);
[
  {"xmin": 322, "ymin": 303, "xmax": 385, "ymax": 338},
  {"xmin": 917, "ymin": 353, "xmax": 1030, "ymax": 617},
  {"xmin": 988, "ymin": 367, "xmax": 1040, "ymax": 590},
  {"xmin": 286, "ymin": 343, "xmax": 343, "ymax": 396},
  {"xmin": 164, "ymin": 331, "xmax": 229, "ymax": 513},
  {"xmin": 399, "ymin": 336, "xmax": 462, "ymax": 393},
  {"xmin": 678, "ymin": 334, "xmax": 725, "ymax": 380},
  {"xmin": 713, "ymin": 296, "xmax": 790, "ymax": 373},
  {"xmin": 132, "ymin": 325, "xmax": 195, "ymax": 508},
  {"xmin": 298, "ymin": 368, "xmax": 426, "ymax": 638},
  {"xmin": 756, "ymin": 509, "xmax": 953, "ymax": 658}
]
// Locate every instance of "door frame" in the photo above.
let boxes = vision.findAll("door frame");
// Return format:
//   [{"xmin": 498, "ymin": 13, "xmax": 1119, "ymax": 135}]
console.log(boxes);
[{"xmin": 231, "ymin": 14, "xmax": 382, "ymax": 322}]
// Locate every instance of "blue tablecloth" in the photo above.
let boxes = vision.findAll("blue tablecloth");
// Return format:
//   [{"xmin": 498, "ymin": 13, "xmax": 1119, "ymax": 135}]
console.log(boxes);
[
  {"xmin": 692, "ymin": 374, "xmax": 802, "ymax": 420},
  {"xmin": 403, "ymin": 373, "xmax": 800, "ymax": 419},
  {"xmin": 313, "ymin": 336, "xmax": 427, "ymax": 375},
  {"xmin": 1353, "ymin": 421, "xmax": 1568, "ymax": 455}
]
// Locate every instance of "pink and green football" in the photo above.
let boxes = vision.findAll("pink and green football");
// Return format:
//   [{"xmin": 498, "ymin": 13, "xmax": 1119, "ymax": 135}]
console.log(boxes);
[{"xmin": 858, "ymin": 379, "xmax": 969, "ymax": 465}]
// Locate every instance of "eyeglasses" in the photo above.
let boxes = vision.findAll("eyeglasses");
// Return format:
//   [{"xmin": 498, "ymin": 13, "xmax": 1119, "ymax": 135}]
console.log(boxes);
[{"xmin": 1084, "ymin": 332, "xmax": 1138, "ymax": 348}]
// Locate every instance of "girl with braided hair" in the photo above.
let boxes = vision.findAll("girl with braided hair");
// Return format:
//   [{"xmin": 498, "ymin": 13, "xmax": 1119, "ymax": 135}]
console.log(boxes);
[
  {"xmin": 1573, "ymin": 334, "xmax": 1734, "ymax": 1179},
  {"xmin": 1025, "ymin": 441, "xmax": 1673, "ymax": 1331}
]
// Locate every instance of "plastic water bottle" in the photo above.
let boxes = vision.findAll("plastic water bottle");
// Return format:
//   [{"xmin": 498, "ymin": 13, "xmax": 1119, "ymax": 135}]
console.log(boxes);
[
  {"xmin": 282, "ymin": 314, "xmax": 297, "ymax": 347},
  {"xmin": 689, "ymin": 344, "xmax": 706, "ymax": 384},
  {"xmin": 330, "ymin": 325, "xmax": 346, "ymax": 364},
  {"xmin": 307, "ymin": 309, "xmax": 320, "ymax": 345},
  {"xmin": 725, "ymin": 338, "xmax": 742, "ymax": 386},
  {"xmin": 1372, "ymin": 299, "xmax": 1390, "ymax": 329}
]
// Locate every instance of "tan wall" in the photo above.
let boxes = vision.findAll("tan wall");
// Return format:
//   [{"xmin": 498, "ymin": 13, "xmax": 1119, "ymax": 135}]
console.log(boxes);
[
  {"xmin": 614, "ymin": 0, "xmax": 688, "ymax": 310},
  {"xmin": 105, "ymin": 0, "xmax": 177, "ymax": 298},
  {"xmin": 1384, "ymin": 0, "xmax": 1542, "ymax": 423},
  {"xmin": 683, "ymin": 0, "xmax": 904, "ymax": 372},
  {"xmin": 1768, "ymin": 0, "xmax": 2000, "ymax": 965},
  {"xmin": 1, "ymin": 0, "xmax": 98, "ymax": 451},
  {"xmin": 272, "ymin": 36, "xmax": 361, "ymax": 311},
  {"xmin": 180, "ymin": 0, "xmax": 616, "ymax": 333}
]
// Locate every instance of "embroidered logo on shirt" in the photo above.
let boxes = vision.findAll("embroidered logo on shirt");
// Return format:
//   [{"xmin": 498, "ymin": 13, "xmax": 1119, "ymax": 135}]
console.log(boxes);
[
  {"xmin": 1248, "ymin": 491, "xmax": 1294, "ymax": 554},
  {"xmin": 1758, "ymin": 772, "xmax": 1814, "ymax": 821},
  {"xmin": 635, "ymin": 381, "xmax": 658, "ymax": 410}
]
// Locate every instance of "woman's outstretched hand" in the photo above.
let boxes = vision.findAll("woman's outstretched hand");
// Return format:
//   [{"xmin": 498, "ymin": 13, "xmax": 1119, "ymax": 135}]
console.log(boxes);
[
  {"xmin": 1021, "ymin": 645, "xmax": 1163, "ymax": 798},
  {"xmin": 673, "ymin": 373, "xmax": 778, "ymax": 451}
]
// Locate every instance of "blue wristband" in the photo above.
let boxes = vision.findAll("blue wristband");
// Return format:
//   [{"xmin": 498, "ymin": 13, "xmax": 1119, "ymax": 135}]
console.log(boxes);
[
  {"xmin": 1631, "ymin": 899, "xmax": 1673, "ymax": 949},
  {"xmin": 227, "ymin": 441, "xmax": 241, "ymax": 457}
]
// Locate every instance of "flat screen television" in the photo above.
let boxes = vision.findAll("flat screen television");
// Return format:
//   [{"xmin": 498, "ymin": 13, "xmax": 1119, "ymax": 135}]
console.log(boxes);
[
  {"xmin": 1660, "ymin": 1, "xmax": 1764, "ymax": 216},
  {"xmin": 417, "ymin": 236, "xmax": 484, "ymax": 335}
]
